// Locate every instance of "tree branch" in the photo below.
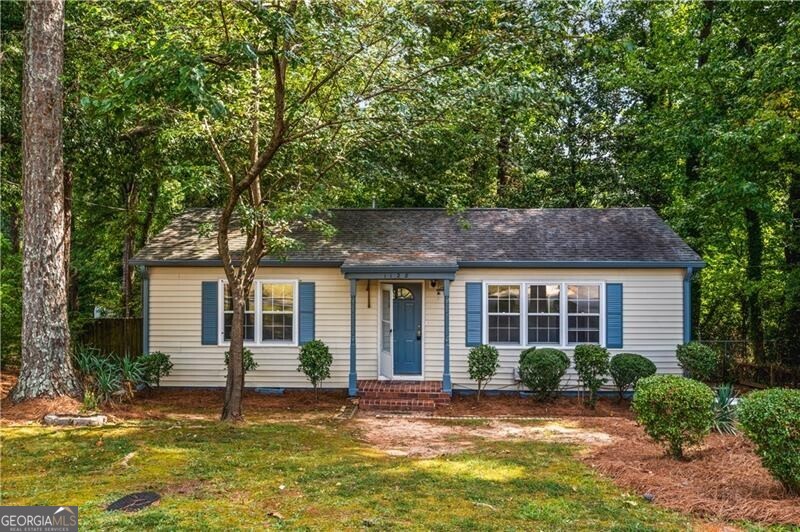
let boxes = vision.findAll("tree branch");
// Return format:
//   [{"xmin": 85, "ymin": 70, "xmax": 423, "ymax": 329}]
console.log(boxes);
[{"xmin": 203, "ymin": 118, "xmax": 235, "ymax": 186}]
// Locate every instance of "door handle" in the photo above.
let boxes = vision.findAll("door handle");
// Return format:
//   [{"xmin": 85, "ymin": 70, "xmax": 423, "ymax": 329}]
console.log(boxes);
[{"xmin": 416, "ymin": 325, "xmax": 421, "ymax": 340}]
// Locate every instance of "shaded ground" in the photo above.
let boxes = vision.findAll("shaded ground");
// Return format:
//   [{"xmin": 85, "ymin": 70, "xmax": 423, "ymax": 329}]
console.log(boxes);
[
  {"xmin": 355, "ymin": 413, "xmax": 800, "ymax": 526},
  {"xmin": 1, "ymin": 420, "xmax": 691, "ymax": 530}
]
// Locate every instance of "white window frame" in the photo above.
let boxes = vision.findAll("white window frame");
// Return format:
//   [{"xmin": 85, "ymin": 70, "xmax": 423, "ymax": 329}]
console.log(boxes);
[
  {"xmin": 218, "ymin": 279, "xmax": 299, "ymax": 347},
  {"xmin": 482, "ymin": 281, "xmax": 606, "ymax": 349},
  {"xmin": 525, "ymin": 283, "xmax": 562, "ymax": 346}
]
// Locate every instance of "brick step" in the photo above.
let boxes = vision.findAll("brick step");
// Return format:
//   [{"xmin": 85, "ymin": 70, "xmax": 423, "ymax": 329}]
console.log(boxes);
[
  {"xmin": 359, "ymin": 391, "xmax": 451, "ymax": 401},
  {"xmin": 359, "ymin": 398, "xmax": 437, "ymax": 412}
]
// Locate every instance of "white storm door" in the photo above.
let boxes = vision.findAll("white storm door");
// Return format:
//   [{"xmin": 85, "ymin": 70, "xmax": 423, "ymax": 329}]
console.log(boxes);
[{"xmin": 380, "ymin": 284, "xmax": 393, "ymax": 379}]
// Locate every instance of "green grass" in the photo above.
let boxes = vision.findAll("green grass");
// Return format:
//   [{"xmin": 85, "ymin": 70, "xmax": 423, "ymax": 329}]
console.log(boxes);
[{"xmin": 0, "ymin": 419, "xmax": 693, "ymax": 530}]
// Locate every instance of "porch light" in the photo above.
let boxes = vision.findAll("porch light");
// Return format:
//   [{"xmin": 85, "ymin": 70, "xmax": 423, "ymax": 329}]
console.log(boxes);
[{"xmin": 430, "ymin": 280, "xmax": 444, "ymax": 295}]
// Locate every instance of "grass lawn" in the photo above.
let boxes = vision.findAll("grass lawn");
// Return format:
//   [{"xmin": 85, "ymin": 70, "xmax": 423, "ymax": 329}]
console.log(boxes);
[{"xmin": 0, "ymin": 418, "xmax": 696, "ymax": 531}]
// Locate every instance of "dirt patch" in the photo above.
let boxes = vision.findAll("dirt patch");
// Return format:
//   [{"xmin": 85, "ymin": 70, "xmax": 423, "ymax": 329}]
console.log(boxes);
[
  {"xmin": 439, "ymin": 393, "xmax": 635, "ymax": 418},
  {"xmin": 354, "ymin": 416, "xmax": 613, "ymax": 458},
  {"xmin": 578, "ymin": 417, "xmax": 800, "ymax": 526}
]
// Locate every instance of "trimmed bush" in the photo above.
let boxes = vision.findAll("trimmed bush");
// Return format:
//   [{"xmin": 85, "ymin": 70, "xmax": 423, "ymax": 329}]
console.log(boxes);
[
  {"xmin": 140, "ymin": 351, "xmax": 173, "ymax": 389},
  {"xmin": 468, "ymin": 344, "xmax": 500, "ymax": 402},
  {"xmin": 632, "ymin": 375, "xmax": 715, "ymax": 458},
  {"xmin": 225, "ymin": 347, "xmax": 259, "ymax": 373},
  {"xmin": 676, "ymin": 342, "xmax": 719, "ymax": 382},
  {"xmin": 298, "ymin": 340, "xmax": 333, "ymax": 400},
  {"xmin": 738, "ymin": 388, "xmax": 800, "ymax": 494},
  {"xmin": 573, "ymin": 344, "xmax": 610, "ymax": 408},
  {"xmin": 518, "ymin": 347, "xmax": 569, "ymax": 401},
  {"xmin": 609, "ymin": 353, "xmax": 656, "ymax": 400}
]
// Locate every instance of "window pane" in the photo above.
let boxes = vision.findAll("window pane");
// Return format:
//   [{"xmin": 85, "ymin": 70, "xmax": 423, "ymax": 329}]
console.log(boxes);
[
  {"xmin": 528, "ymin": 284, "xmax": 559, "ymax": 314},
  {"xmin": 224, "ymin": 312, "xmax": 255, "ymax": 341},
  {"xmin": 528, "ymin": 315, "xmax": 560, "ymax": 344},
  {"xmin": 263, "ymin": 313, "xmax": 292, "ymax": 341},
  {"xmin": 488, "ymin": 315, "xmax": 520, "ymax": 344},
  {"xmin": 262, "ymin": 283, "xmax": 293, "ymax": 312},
  {"xmin": 224, "ymin": 284, "xmax": 254, "ymax": 311}
]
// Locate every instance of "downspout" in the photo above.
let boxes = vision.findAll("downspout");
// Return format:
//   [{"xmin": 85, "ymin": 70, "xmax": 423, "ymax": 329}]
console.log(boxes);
[
  {"xmin": 139, "ymin": 265, "xmax": 150, "ymax": 355},
  {"xmin": 683, "ymin": 267, "xmax": 694, "ymax": 344}
]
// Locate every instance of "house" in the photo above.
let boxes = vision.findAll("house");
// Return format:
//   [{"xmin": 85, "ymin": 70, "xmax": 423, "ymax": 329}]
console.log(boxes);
[{"xmin": 131, "ymin": 207, "xmax": 703, "ymax": 405}]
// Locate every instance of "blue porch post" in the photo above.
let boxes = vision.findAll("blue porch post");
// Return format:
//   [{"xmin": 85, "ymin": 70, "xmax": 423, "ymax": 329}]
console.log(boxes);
[
  {"xmin": 442, "ymin": 279, "xmax": 452, "ymax": 394},
  {"xmin": 348, "ymin": 279, "xmax": 358, "ymax": 396}
]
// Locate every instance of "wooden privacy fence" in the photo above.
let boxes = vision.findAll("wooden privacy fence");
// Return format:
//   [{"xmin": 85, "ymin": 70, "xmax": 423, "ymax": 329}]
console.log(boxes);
[{"xmin": 77, "ymin": 318, "xmax": 143, "ymax": 358}]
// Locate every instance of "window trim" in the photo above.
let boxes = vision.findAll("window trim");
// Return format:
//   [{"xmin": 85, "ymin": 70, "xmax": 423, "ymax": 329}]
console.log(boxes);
[
  {"xmin": 525, "ymin": 283, "xmax": 562, "ymax": 346},
  {"xmin": 218, "ymin": 279, "xmax": 299, "ymax": 347},
  {"xmin": 482, "ymin": 281, "xmax": 606, "ymax": 349}
]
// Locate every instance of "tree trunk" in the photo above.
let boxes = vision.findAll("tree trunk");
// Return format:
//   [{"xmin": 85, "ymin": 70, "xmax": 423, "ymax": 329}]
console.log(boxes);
[
  {"xmin": 11, "ymin": 0, "xmax": 80, "ymax": 401},
  {"xmin": 121, "ymin": 181, "xmax": 138, "ymax": 317},
  {"xmin": 496, "ymin": 114, "xmax": 511, "ymax": 195},
  {"xmin": 221, "ymin": 282, "xmax": 246, "ymax": 421},
  {"xmin": 744, "ymin": 207, "xmax": 764, "ymax": 360}
]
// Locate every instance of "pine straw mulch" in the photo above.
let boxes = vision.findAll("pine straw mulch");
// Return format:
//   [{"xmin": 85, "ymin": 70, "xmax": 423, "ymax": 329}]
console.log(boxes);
[
  {"xmin": 438, "ymin": 393, "xmax": 636, "ymax": 418},
  {"xmin": 0, "ymin": 371, "xmax": 347, "ymax": 424},
  {"xmin": 576, "ymin": 416, "xmax": 800, "ymax": 526}
]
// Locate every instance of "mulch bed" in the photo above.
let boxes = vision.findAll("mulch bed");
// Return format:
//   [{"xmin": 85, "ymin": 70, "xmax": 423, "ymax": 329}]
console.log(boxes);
[
  {"xmin": 438, "ymin": 393, "xmax": 636, "ymax": 418},
  {"xmin": 577, "ymin": 417, "xmax": 800, "ymax": 525}
]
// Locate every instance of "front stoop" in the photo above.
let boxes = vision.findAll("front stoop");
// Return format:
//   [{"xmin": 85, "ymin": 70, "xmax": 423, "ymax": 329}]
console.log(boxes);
[{"xmin": 357, "ymin": 380, "xmax": 450, "ymax": 412}]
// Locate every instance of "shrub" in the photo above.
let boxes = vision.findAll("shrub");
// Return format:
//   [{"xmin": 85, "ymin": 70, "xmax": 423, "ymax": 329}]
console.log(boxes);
[
  {"xmin": 608, "ymin": 353, "xmax": 656, "ymax": 400},
  {"xmin": 632, "ymin": 375, "xmax": 715, "ymax": 459},
  {"xmin": 82, "ymin": 389, "xmax": 98, "ymax": 413},
  {"xmin": 712, "ymin": 383, "xmax": 738, "ymax": 435},
  {"xmin": 573, "ymin": 344, "xmax": 610, "ymax": 408},
  {"xmin": 738, "ymin": 388, "xmax": 800, "ymax": 494},
  {"xmin": 676, "ymin": 342, "xmax": 719, "ymax": 382},
  {"xmin": 467, "ymin": 344, "xmax": 500, "ymax": 402},
  {"xmin": 93, "ymin": 358, "xmax": 123, "ymax": 405},
  {"xmin": 297, "ymin": 340, "xmax": 333, "ymax": 400},
  {"xmin": 518, "ymin": 347, "xmax": 569, "ymax": 401},
  {"xmin": 225, "ymin": 347, "xmax": 259, "ymax": 373},
  {"xmin": 140, "ymin": 351, "xmax": 173, "ymax": 388}
]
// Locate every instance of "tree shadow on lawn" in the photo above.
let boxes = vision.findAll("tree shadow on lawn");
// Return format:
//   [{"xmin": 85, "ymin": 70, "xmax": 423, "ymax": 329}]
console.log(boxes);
[{"xmin": 0, "ymin": 420, "xmax": 690, "ymax": 530}]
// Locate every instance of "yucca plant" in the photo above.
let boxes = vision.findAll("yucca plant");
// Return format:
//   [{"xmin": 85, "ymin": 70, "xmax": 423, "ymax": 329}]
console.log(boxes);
[
  {"xmin": 713, "ymin": 383, "xmax": 738, "ymax": 435},
  {"xmin": 119, "ymin": 354, "xmax": 144, "ymax": 400},
  {"xmin": 94, "ymin": 359, "xmax": 122, "ymax": 405}
]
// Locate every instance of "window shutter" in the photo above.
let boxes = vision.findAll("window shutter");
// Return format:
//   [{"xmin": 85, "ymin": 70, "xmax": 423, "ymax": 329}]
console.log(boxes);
[
  {"xmin": 201, "ymin": 281, "xmax": 218, "ymax": 345},
  {"xmin": 606, "ymin": 283, "xmax": 623, "ymax": 348},
  {"xmin": 298, "ymin": 282, "xmax": 315, "ymax": 345},
  {"xmin": 465, "ymin": 282, "xmax": 482, "ymax": 346}
]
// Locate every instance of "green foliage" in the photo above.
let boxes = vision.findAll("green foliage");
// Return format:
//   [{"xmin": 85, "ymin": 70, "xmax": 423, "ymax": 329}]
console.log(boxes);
[
  {"xmin": 608, "ymin": 353, "xmax": 656, "ymax": 400},
  {"xmin": 738, "ymin": 388, "xmax": 800, "ymax": 494},
  {"xmin": 712, "ymin": 384, "xmax": 738, "ymax": 435},
  {"xmin": 297, "ymin": 340, "xmax": 332, "ymax": 399},
  {"xmin": 676, "ymin": 342, "xmax": 719, "ymax": 382},
  {"xmin": 82, "ymin": 389, "xmax": 99, "ymax": 413},
  {"xmin": 139, "ymin": 351, "xmax": 173, "ymax": 388},
  {"xmin": 119, "ymin": 354, "xmax": 144, "ymax": 400},
  {"xmin": 225, "ymin": 348, "xmax": 258, "ymax": 373},
  {"xmin": 573, "ymin": 345, "xmax": 610, "ymax": 409},
  {"xmin": 518, "ymin": 347, "xmax": 569, "ymax": 401},
  {"xmin": 467, "ymin": 344, "xmax": 500, "ymax": 402},
  {"xmin": 632, "ymin": 375, "xmax": 715, "ymax": 459}
]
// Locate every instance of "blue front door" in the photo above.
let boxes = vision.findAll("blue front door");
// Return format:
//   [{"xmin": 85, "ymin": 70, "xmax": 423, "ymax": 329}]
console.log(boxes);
[{"xmin": 393, "ymin": 283, "xmax": 422, "ymax": 375}]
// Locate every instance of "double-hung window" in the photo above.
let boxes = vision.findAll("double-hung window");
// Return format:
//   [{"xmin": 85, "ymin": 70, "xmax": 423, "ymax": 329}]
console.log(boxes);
[
  {"xmin": 567, "ymin": 284, "xmax": 601, "ymax": 343},
  {"xmin": 527, "ymin": 284, "xmax": 561, "ymax": 344},
  {"xmin": 223, "ymin": 284, "xmax": 256, "ymax": 342},
  {"xmin": 220, "ymin": 280, "xmax": 297, "ymax": 344},
  {"xmin": 484, "ymin": 282, "xmax": 603, "ymax": 346},
  {"xmin": 487, "ymin": 285, "xmax": 521, "ymax": 344}
]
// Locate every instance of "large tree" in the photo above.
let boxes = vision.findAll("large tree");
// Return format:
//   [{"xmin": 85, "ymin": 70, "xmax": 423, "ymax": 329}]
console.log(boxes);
[{"xmin": 11, "ymin": 0, "xmax": 80, "ymax": 401}]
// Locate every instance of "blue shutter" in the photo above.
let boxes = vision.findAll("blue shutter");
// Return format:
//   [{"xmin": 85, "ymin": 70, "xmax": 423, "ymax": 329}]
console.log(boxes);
[
  {"xmin": 201, "ymin": 281, "xmax": 219, "ymax": 345},
  {"xmin": 298, "ymin": 282, "xmax": 315, "ymax": 345},
  {"xmin": 606, "ymin": 283, "xmax": 623, "ymax": 349},
  {"xmin": 465, "ymin": 282, "xmax": 483, "ymax": 346}
]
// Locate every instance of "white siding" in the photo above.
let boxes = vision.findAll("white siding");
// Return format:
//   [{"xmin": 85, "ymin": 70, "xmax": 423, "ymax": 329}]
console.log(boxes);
[{"xmin": 148, "ymin": 266, "xmax": 684, "ymax": 390}]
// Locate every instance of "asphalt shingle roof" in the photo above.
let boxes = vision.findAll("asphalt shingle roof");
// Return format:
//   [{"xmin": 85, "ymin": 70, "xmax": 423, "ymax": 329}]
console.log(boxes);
[{"xmin": 131, "ymin": 207, "xmax": 703, "ymax": 267}]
